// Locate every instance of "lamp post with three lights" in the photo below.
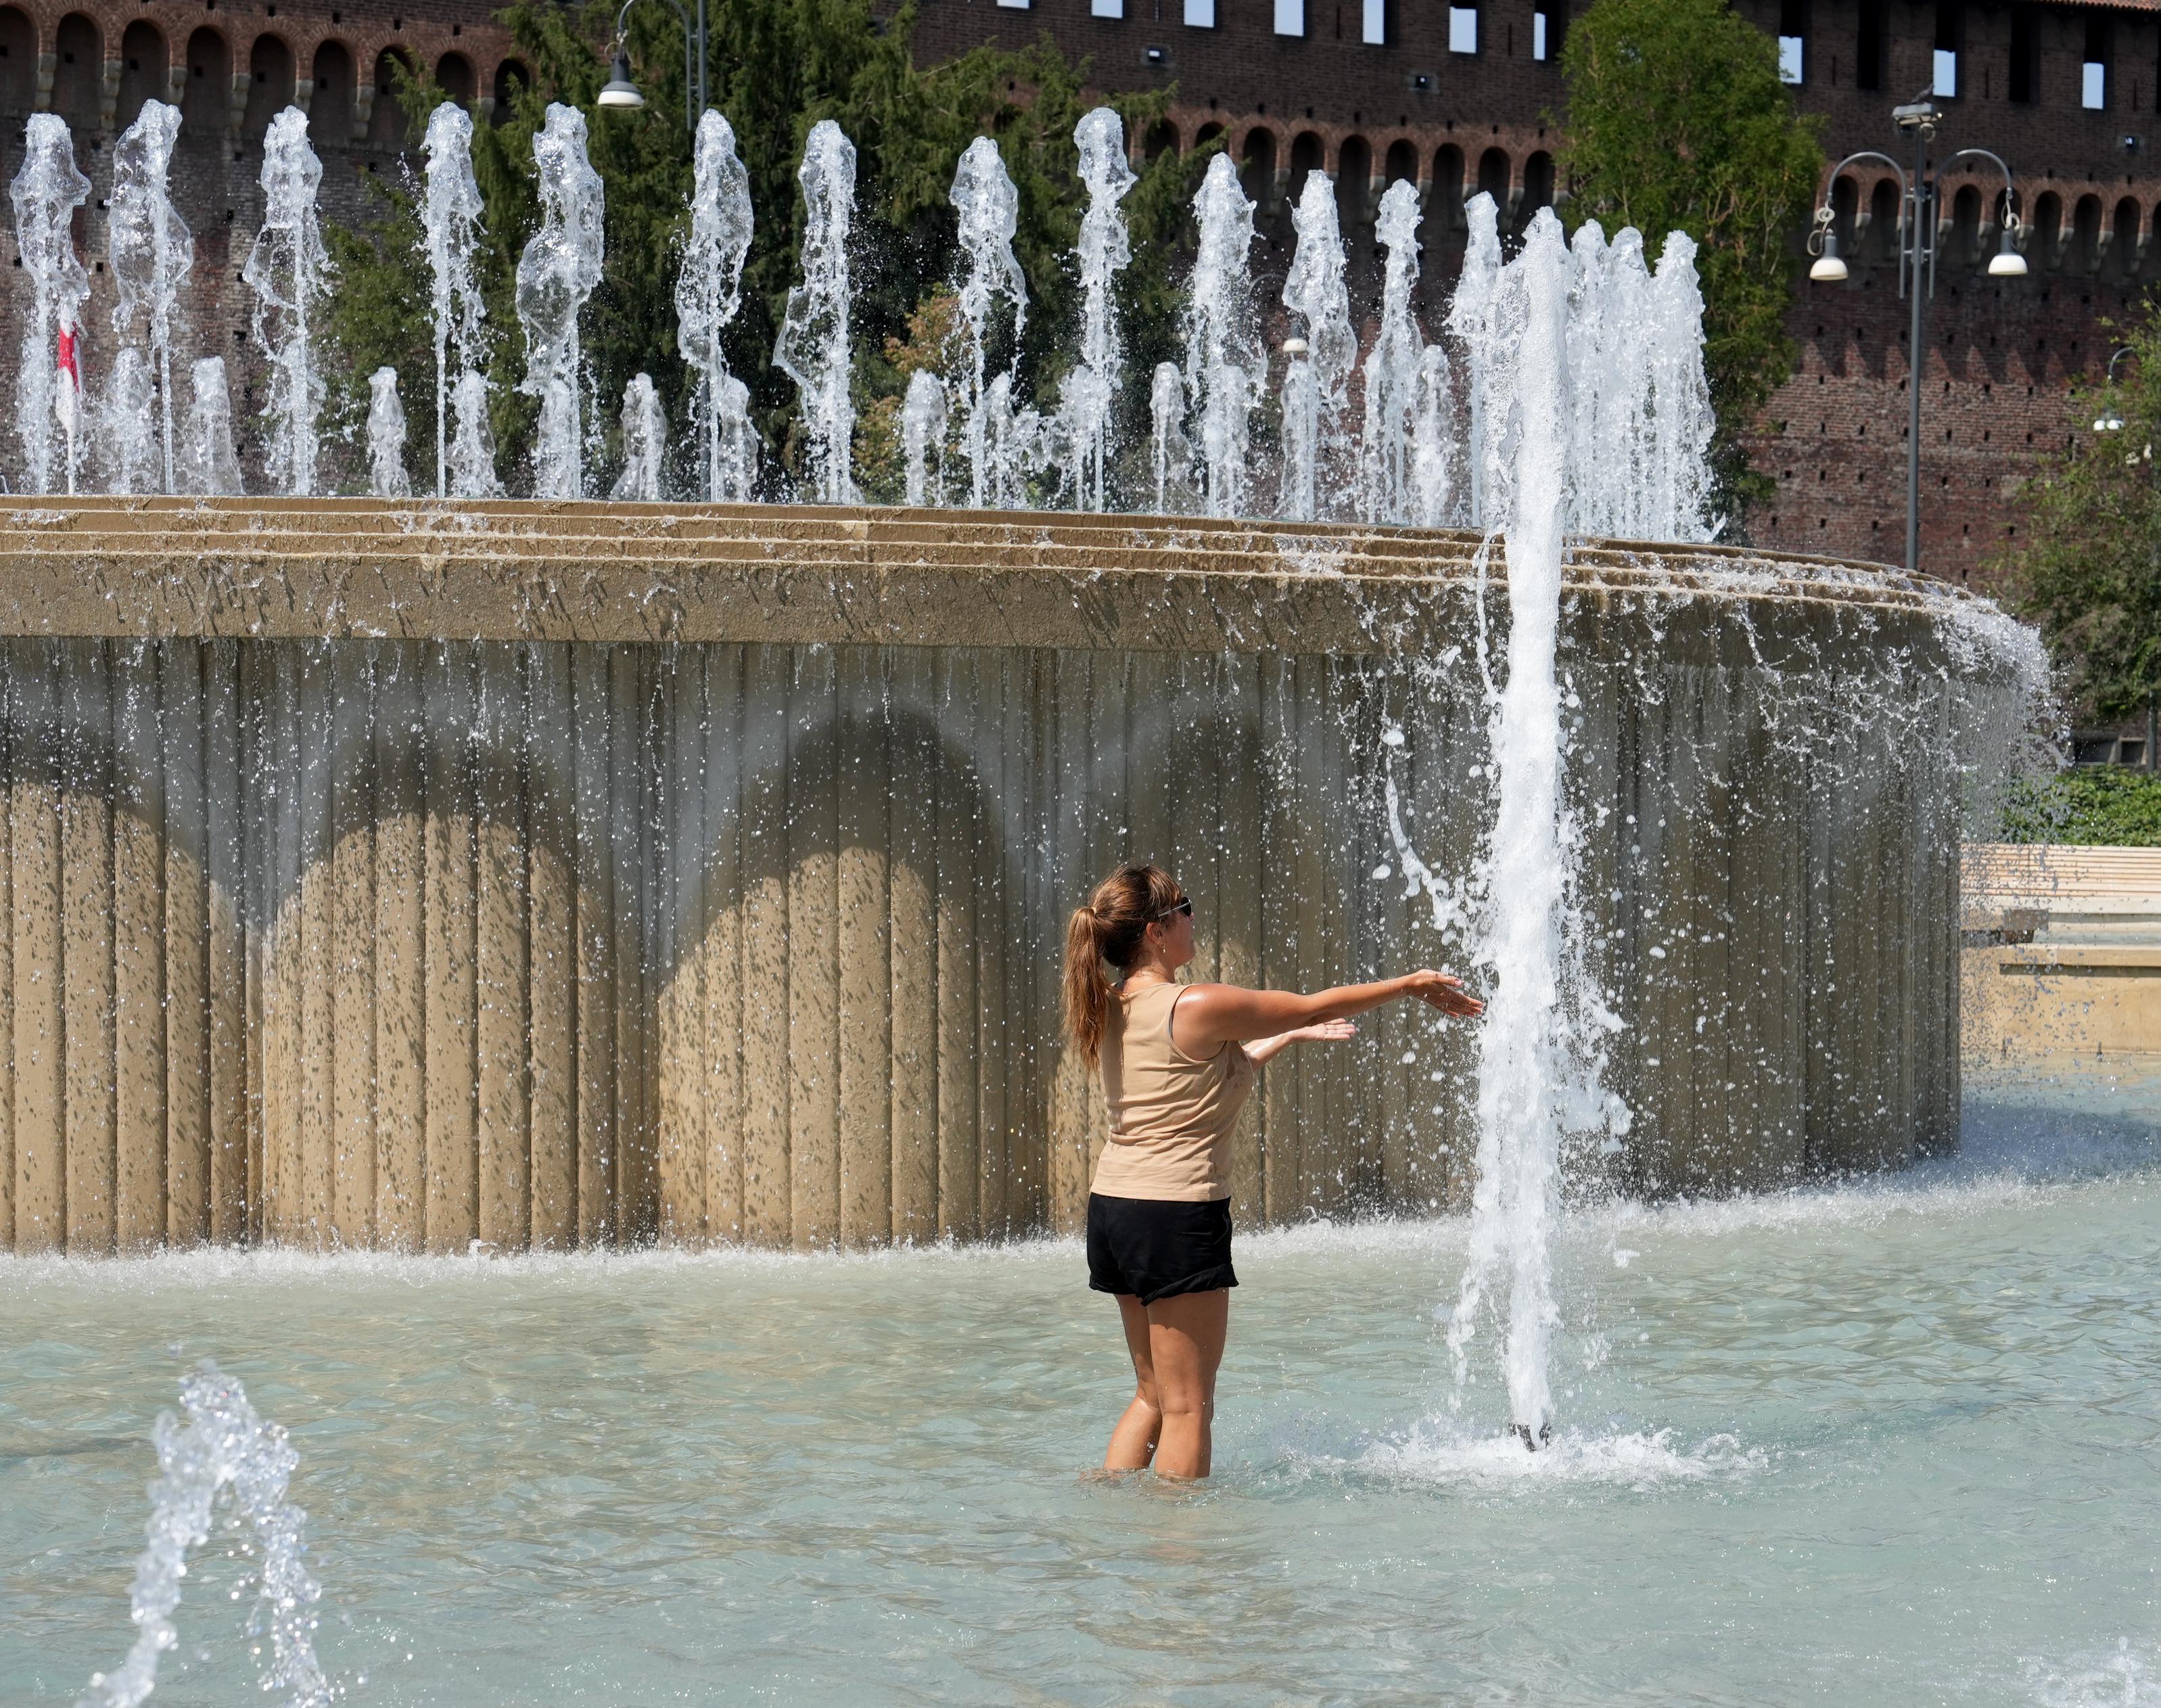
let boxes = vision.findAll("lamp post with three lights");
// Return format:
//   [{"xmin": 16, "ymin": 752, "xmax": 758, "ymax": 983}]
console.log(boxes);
[{"xmin": 1805, "ymin": 95, "xmax": 2026, "ymax": 575}]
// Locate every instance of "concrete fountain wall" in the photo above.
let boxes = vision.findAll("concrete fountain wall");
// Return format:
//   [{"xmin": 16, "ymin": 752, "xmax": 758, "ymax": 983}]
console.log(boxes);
[{"xmin": 0, "ymin": 499, "xmax": 1987, "ymax": 1255}]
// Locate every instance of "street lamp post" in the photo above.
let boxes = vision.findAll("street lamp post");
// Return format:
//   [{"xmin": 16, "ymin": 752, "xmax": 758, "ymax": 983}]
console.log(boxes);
[
  {"xmin": 1806, "ymin": 96, "xmax": 2026, "ymax": 575},
  {"xmin": 2093, "ymin": 345, "xmax": 2136, "ymax": 432},
  {"xmin": 597, "ymin": 0, "xmax": 707, "ymax": 133}
]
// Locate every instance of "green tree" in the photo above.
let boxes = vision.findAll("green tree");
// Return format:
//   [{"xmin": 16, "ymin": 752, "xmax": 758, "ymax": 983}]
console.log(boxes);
[
  {"xmin": 1558, "ymin": 0, "xmax": 1823, "ymax": 521},
  {"xmin": 322, "ymin": 0, "xmax": 1197, "ymax": 497},
  {"xmin": 2007, "ymin": 313, "xmax": 2161, "ymax": 726}
]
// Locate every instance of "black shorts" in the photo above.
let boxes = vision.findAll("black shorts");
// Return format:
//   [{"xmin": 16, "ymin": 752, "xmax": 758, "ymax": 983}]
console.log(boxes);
[{"xmin": 1086, "ymin": 1193, "xmax": 1238, "ymax": 1306}]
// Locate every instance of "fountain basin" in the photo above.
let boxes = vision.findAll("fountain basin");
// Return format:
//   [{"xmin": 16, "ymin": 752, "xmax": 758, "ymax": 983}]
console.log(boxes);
[{"xmin": 0, "ymin": 499, "xmax": 2005, "ymax": 1254}]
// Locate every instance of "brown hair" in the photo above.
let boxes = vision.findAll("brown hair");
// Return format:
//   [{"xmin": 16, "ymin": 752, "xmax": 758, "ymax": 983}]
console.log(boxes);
[{"xmin": 1062, "ymin": 864, "xmax": 1186, "ymax": 1068}]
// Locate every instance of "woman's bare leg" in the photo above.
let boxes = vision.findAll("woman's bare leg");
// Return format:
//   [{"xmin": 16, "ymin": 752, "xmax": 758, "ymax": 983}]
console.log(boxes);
[
  {"xmin": 1104, "ymin": 1293, "xmax": 1161, "ymax": 1471},
  {"xmin": 1146, "ymin": 1289, "xmax": 1229, "ymax": 1481}
]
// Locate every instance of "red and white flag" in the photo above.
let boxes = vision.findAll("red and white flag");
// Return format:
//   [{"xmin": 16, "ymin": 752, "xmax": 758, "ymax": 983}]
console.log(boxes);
[{"xmin": 54, "ymin": 321, "xmax": 80, "ymax": 434}]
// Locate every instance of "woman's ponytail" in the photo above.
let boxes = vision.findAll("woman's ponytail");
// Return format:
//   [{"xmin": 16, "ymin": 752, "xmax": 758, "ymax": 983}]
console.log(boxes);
[{"xmin": 1061, "ymin": 864, "xmax": 1187, "ymax": 1068}]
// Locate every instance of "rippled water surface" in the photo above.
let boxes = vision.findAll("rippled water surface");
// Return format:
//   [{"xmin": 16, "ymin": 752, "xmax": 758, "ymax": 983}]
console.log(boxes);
[{"xmin": 6, "ymin": 1066, "xmax": 2161, "ymax": 1707}]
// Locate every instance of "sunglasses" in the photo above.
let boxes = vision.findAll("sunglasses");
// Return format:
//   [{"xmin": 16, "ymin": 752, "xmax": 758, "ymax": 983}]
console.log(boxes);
[{"xmin": 1155, "ymin": 898, "xmax": 1193, "ymax": 921}]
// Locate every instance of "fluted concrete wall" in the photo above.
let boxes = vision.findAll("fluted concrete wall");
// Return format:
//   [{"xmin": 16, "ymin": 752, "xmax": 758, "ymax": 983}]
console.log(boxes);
[{"xmin": 0, "ymin": 502, "xmax": 1995, "ymax": 1253}]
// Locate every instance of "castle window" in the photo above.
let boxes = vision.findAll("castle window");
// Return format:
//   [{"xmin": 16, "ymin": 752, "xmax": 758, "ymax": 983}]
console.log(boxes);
[
  {"xmin": 2084, "ymin": 16, "xmax": 2109, "ymax": 110},
  {"xmin": 1184, "ymin": 0, "xmax": 1214, "ymax": 27},
  {"xmin": 1933, "ymin": 1, "xmax": 1960, "ymax": 98},
  {"xmin": 1777, "ymin": 0, "xmax": 1806, "ymax": 84},
  {"xmin": 1532, "ymin": 0, "xmax": 1563, "ymax": 60},
  {"xmin": 1093, "ymin": 0, "xmax": 1121, "ymax": 15},
  {"xmin": 1274, "ymin": 0, "xmax": 1303, "ymax": 34},
  {"xmin": 1855, "ymin": 0, "xmax": 1884, "ymax": 90},
  {"xmin": 1448, "ymin": 4, "xmax": 1477, "ymax": 53},
  {"xmin": 2009, "ymin": 6, "xmax": 2036, "ymax": 105},
  {"xmin": 1362, "ymin": 0, "xmax": 1387, "ymax": 45}
]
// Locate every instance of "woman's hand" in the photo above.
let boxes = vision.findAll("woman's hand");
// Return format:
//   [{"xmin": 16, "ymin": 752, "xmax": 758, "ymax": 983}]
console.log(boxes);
[
  {"xmin": 1242, "ymin": 1017, "xmax": 1357, "ymax": 1066},
  {"xmin": 1399, "ymin": 969, "xmax": 1485, "ymax": 1018}
]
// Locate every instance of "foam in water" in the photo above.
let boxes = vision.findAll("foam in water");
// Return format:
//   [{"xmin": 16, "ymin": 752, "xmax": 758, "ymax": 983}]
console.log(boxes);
[
  {"xmin": 179, "ymin": 358, "xmax": 243, "ymax": 497},
  {"xmin": 367, "ymin": 366, "xmax": 411, "ymax": 499},
  {"xmin": 448, "ymin": 369, "xmax": 504, "ymax": 499},
  {"xmin": 1278, "ymin": 169, "xmax": 1354, "ymax": 522},
  {"xmin": 902, "ymin": 369, "xmax": 948, "ymax": 506},
  {"xmin": 242, "ymin": 109, "xmax": 329, "ymax": 499},
  {"xmin": 1182, "ymin": 155, "xmax": 1265, "ymax": 520},
  {"xmin": 678, "ymin": 110, "xmax": 756, "ymax": 503},
  {"xmin": 516, "ymin": 103, "xmax": 604, "ymax": 501},
  {"xmin": 613, "ymin": 372, "xmax": 667, "ymax": 501},
  {"xmin": 9, "ymin": 114, "xmax": 92, "ymax": 496},
  {"xmin": 1062, "ymin": 107, "xmax": 1134, "ymax": 513},
  {"xmin": 1357, "ymin": 179, "xmax": 1428, "ymax": 526},
  {"xmin": 108, "ymin": 101, "xmax": 191, "ymax": 493},
  {"xmin": 1149, "ymin": 361, "xmax": 1192, "ymax": 514},
  {"xmin": 774, "ymin": 120, "xmax": 858, "ymax": 505},
  {"xmin": 422, "ymin": 101, "xmax": 487, "ymax": 500},
  {"xmin": 75, "ymin": 1362, "xmax": 331, "ymax": 1708},
  {"xmin": 947, "ymin": 137, "xmax": 1029, "ymax": 510},
  {"xmin": 98, "ymin": 346, "xmax": 160, "ymax": 497}
]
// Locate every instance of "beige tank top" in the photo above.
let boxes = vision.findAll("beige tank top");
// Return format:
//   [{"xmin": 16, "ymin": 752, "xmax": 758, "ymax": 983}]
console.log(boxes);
[{"xmin": 1090, "ymin": 980, "xmax": 1254, "ymax": 1202}]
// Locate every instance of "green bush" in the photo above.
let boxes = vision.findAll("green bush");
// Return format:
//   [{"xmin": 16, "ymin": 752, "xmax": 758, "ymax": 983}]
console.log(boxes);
[{"xmin": 2000, "ymin": 767, "xmax": 2161, "ymax": 846}]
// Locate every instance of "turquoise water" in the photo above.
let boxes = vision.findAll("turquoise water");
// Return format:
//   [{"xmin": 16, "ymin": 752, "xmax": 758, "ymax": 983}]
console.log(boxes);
[{"xmin": 5, "ymin": 1066, "xmax": 2160, "ymax": 1707}]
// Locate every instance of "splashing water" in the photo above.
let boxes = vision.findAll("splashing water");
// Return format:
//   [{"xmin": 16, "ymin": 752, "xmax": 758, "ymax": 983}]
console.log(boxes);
[
  {"xmin": 9, "ymin": 114, "xmax": 91, "ymax": 496},
  {"xmin": 108, "ymin": 100, "xmax": 191, "ymax": 493},
  {"xmin": 1062, "ymin": 107, "xmax": 1134, "ymax": 512},
  {"xmin": 1149, "ymin": 361, "xmax": 1192, "ymax": 515},
  {"xmin": 1182, "ymin": 155, "xmax": 1265, "ymax": 520},
  {"xmin": 1357, "ymin": 179, "xmax": 1428, "ymax": 526},
  {"xmin": 75, "ymin": 1362, "xmax": 332, "ymax": 1708},
  {"xmin": 902, "ymin": 369, "xmax": 947, "ymax": 506},
  {"xmin": 367, "ymin": 367, "xmax": 411, "ymax": 499},
  {"xmin": 774, "ymin": 120, "xmax": 858, "ymax": 505},
  {"xmin": 179, "ymin": 358, "xmax": 243, "ymax": 497},
  {"xmin": 981, "ymin": 371, "xmax": 1044, "ymax": 509},
  {"xmin": 946, "ymin": 138, "xmax": 1028, "ymax": 511},
  {"xmin": 99, "ymin": 346, "xmax": 159, "ymax": 496},
  {"xmin": 423, "ymin": 101, "xmax": 487, "ymax": 499},
  {"xmin": 516, "ymin": 103, "xmax": 604, "ymax": 501},
  {"xmin": 1447, "ymin": 192, "xmax": 1506, "ymax": 531},
  {"xmin": 678, "ymin": 110, "xmax": 756, "ymax": 503},
  {"xmin": 242, "ymin": 109, "xmax": 329, "ymax": 499},
  {"xmin": 448, "ymin": 369, "xmax": 504, "ymax": 499},
  {"xmin": 1445, "ymin": 210, "xmax": 1624, "ymax": 1449},
  {"xmin": 1410, "ymin": 344, "xmax": 1454, "ymax": 528},
  {"xmin": 613, "ymin": 372, "xmax": 667, "ymax": 501},
  {"xmin": 1278, "ymin": 170, "xmax": 1354, "ymax": 522}
]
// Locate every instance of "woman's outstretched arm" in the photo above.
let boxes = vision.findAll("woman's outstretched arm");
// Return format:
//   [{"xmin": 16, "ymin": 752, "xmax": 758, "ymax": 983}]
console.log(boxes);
[
  {"xmin": 1173, "ymin": 970, "xmax": 1483, "ymax": 1056},
  {"xmin": 1242, "ymin": 1017, "xmax": 1356, "ymax": 1066}
]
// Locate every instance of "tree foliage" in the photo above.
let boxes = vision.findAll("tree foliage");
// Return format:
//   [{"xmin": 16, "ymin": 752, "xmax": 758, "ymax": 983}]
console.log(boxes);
[
  {"xmin": 2007, "ymin": 310, "xmax": 2161, "ymax": 724},
  {"xmin": 321, "ymin": 0, "xmax": 1199, "ymax": 496},
  {"xmin": 2000, "ymin": 765, "xmax": 2161, "ymax": 846},
  {"xmin": 1558, "ymin": 0, "xmax": 1822, "ymax": 519}
]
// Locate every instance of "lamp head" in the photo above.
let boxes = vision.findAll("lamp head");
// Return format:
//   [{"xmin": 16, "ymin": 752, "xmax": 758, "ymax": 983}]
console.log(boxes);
[
  {"xmin": 1809, "ymin": 229, "xmax": 1848, "ymax": 282},
  {"xmin": 1988, "ymin": 228, "xmax": 2028, "ymax": 277},
  {"xmin": 599, "ymin": 51, "xmax": 645, "ymax": 108},
  {"xmin": 2097, "ymin": 414, "xmax": 2127, "ymax": 432}
]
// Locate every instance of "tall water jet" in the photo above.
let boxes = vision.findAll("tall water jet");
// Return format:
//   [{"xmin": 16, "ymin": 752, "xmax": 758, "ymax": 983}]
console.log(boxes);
[
  {"xmin": 99, "ymin": 346, "xmax": 160, "ymax": 495},
  {"xmin": 1063, "ymin": 106, "xmax": 1134, "ymax": 511},
  {"xmin": 1446, "ymin": 209, "xmax": 1615, "ymax": 1450},
  {"xmin": 423, "ymin": 101, "xmax": 487, "ymax": 499},
  {"xmin": 1278, "ymin": 169, "xmax": 1355, "ymax": 522},
  {"xmin": 946, "ymin": 137, "xmax": 1028, "ymax": 510},
  {"xmin": 678, "ymin": 109, "xmax": 756, "ymax": 503},
  {"xmin": 613, "ymin": 372, "xmax": 667, "ymax": 500},
  {"xmin": 516, "ymin": 103, "xmax": 605, "ymax": 500},
  {"xmin": 1357, "ymin": 179, "xmax": 1428, "ymax": 525},
  {"xmin": 1149, "ymin": 361, "xmax": 1192, "ymax": 514},
  {"xmin": 367, "ymin": 366, "xmax": 411, "ymax": 498},
  {"xmin": 1447, "ymin": 192, "xmax": 1505, "ymax": 530},
  {"xmin": 902, "ymin": 369, "xmax": 947, "ymax": 505},
  {"xmin": 1409, "ymin": 344, "xmax": 1454, "ymax": 528},
  {"xmin": 448, "ymin": 368, "xmax": 505, "ymax": 497},
  {"xmin": 774, "ymin": 120, "xmax": 858, "ymax": 504},
  {"xmin": 108, "ymin": 100, "xmax": 191, "ymax": 492},
  {"xmin": 1182, "ymin": 155, "xmax": 1265, "ymax": 519},
  {"xmin": 178, "ymin": 357, "xmax": 243, "ymax": 496},
  {"xmin": 981, "ymin": 371, "xmax": 1044, "ymax": 508},
  {"xmin": 9, "ymin": 114, "xmax": 92, "ymax": 496},
  {"xmin": 1646, "ymin": 232, "xmax": 1715, "ymax": 541},
  {"xmin": 242, "ymin": 108, "xmax": 330, "ymax": 497},
  {"xmin": 75, "ymin": 1364, "xmax": 331, "ymax": 1708}
]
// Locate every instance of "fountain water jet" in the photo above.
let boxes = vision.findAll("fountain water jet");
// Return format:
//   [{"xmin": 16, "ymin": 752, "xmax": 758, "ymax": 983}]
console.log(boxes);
[
  {"xmin": 108, "ymin": 101, "xmax": 191, "ymax": 493},
  {"xmin": 613, "ymin": 372, "xmax": 668, "ymax": 500},
  {"xmin": 367, "ymin": 367, "xmax": 411, "ymax": 498},
  {"xmin": 1448, "ymin": 193, "xmax": 1506, "ymax": 530},
  {"xmin": 1061, "ymin": 107, "xmax": 1134, "ymax": 512},
  {"xmin": 242, "ymin": 109, "xmax": 330, "ymax": 499},
  {"xmin": 1278, "ymin": 170, "xmax": 1355, "ymax": 522},
  {"xmin": 423, "ymin": 101, "xmax": 488, "ymax": 499},
  {"xmin": 1358, "ymin": 179, "xmax": 1430, "ymax": 526},
  {"xmin": 678, "ymin": 110, "xmax": 756, "ymax": 503},
  {"xmin": 448, "ymin": 369, "xmax": 505, "ymax": 498},
  {"xmin": 516, "ymin": 103, "xmax": 605, "ymax": 501},
  {"xmin": 98, "ymin": 347, "xmax": 159, "ymax": 496},
  {"xmin": 9, "ymin": 114, "xmax": 92, "ymax": 496},
  {"xmin": 903, "ymin": 369, "xmax": 948, "ymax": 506},
  {"xmin": 1149, "ymin": 361, "xmax": 1192, "ymax": 513},
  {"xmin": 1182, "ymin": 155, "xmax": 1265, "ymax": 520},
  {"xmin": 178, "ymin": 358, "xmax": 243, "ymax": 496},
  {"xmin": 774, "ymin": 120, "xmax": 859, "ymax": 505},
  {"xmin": 947, "ymin": 138, "xmax": 1029, "ymax": 510}
]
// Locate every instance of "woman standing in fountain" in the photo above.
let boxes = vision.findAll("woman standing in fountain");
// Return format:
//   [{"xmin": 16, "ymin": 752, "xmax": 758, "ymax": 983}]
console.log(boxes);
[{"xmin": 1064, "ymin": 864, "xmax": 1484, "ymax": 1481}]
